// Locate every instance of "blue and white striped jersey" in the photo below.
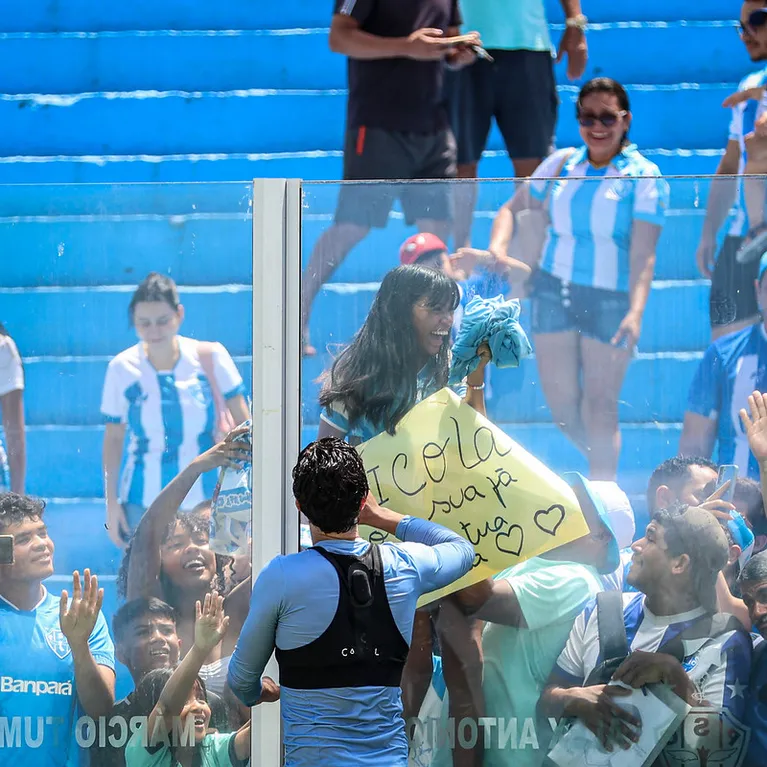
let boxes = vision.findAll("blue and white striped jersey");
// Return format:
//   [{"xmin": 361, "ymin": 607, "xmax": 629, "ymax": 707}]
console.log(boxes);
[
  {"xmin": 101, "ymin": 335, "xmax": 245, "ymax": 510},
  {"xmin": 530, "ymin": 144, "xmax": 669, "ymax": 292},
  {"xmin": 556, "ymin": 593, "xmax": 751, "ymax": 727},
  {"xmin": 686, "ymin": 323, "xmax": 767, "ymax": 481},
  {"xmin": 724, "ymin": 65, "xmax": 767, "ymax": 240}
]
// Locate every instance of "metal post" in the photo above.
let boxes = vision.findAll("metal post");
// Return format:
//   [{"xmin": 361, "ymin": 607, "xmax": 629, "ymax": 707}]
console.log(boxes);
[{"xmin": 249, "ymin": 178, "xmax": 301, "ymax": 766}]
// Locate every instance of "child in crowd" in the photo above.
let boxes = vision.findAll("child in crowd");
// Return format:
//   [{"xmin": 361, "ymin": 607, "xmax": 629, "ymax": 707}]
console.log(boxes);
[{"xmin": 125, "ymin": 592, "xmax": 250, "ymax": 767}]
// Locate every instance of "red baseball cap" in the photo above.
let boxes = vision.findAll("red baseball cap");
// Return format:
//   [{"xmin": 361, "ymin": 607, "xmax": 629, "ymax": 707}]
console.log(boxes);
[{"xmin": 399, "ymin": 233, "xmax": 448, "ymax": 266}]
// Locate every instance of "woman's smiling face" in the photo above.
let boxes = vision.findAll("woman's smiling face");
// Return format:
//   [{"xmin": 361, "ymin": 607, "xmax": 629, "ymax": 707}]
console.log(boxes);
[{"xmin": 577, "ymin": 91, "xmax": 631, "ymax": 165}]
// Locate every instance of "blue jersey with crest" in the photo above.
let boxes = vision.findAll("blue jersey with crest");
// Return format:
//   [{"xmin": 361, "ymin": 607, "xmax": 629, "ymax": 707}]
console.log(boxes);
[{"xmin": 0, "ymin": 587, "xmax": 114, "ymax": 766}]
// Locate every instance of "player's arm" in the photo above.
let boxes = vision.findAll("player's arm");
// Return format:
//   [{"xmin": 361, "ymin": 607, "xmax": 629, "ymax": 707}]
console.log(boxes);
[{"xmin": 450, "ymin": 577, "xmax": 527, "ymax": 627}]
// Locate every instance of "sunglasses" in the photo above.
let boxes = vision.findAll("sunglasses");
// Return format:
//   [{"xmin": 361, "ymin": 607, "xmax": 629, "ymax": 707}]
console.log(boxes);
[
  {"xmin": 576, "ymin": 110, "xmax": 627, "ymax": 128},
  {"xmin": 739, "ymin": 8, "xmax": 767, "ymax": 36}
]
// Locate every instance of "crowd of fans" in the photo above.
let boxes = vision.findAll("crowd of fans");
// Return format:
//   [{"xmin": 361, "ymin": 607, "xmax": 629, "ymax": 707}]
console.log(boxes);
[{"xmin": 6, "ymin": 1, "xmax": 767, "ymax": 766}]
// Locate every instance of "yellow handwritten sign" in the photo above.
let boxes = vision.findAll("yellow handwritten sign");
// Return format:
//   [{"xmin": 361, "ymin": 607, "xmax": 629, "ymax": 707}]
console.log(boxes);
[{"xmin": 357, "ymin": 388, "xmax": 589, "ymax": 605}]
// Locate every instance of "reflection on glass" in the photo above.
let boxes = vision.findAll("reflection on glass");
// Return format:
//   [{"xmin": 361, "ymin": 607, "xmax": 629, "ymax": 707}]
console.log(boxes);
[
  {"xmin": 0, "ymin": 182, "xmax": 254, "ymax": 767},
  {"xmin": 299, "ymin": 171, "xmax": 767, "ymax": 767}
]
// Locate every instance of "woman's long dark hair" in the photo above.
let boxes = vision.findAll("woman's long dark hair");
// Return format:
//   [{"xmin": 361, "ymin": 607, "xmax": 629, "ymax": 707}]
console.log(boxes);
[
  {"xmin": 319, "ymin": 265, "xmax": 459, "ymax": 435},
  {"xmin": 132, "ymin": 668, "xmax": 209, "ymax": 765}
]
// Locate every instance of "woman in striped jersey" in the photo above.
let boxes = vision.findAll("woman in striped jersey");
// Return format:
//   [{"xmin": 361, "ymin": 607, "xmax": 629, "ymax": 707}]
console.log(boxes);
[
  {"xmin": 490, "ymin": 77, "xmax": 670, "ymax": 480},
  {"xmin": 101, "ymin": 273, "xmax": 250, "ymax": 548}
]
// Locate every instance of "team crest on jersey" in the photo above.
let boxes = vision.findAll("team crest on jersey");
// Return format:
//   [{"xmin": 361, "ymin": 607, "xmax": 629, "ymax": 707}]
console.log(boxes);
[
  {"xmin": 45, "ymin": 628, "xmax": 72, "ymax": 659},
  {"xmin": 681, "ymin": 654, "xmax": 698, "ymax": 673},
  {"xmin": 659, "ymin": 707, "xmax": 750, "ymax": 767}
]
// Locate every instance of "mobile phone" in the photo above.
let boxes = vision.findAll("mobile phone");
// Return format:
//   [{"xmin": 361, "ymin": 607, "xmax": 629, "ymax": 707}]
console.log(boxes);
[
  {"xmin": 0, "ymin": 535, "xmax": 13, "ymax": 565},
  {"xmin": 716, "ymin": 464, "xmax": 738, "ymax": 504}
]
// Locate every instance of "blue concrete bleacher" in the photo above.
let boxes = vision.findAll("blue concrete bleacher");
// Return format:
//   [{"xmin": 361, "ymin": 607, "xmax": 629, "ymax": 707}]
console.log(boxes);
[{"xmin": 0, "ymin": 0, "xmax": 750, "ymax": 674}]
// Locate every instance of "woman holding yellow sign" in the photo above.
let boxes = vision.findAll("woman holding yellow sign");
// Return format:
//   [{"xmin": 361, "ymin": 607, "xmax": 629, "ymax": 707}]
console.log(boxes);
[{"xmin": 318, "ymin": 263, "xmax": 491, "ymax": 766}]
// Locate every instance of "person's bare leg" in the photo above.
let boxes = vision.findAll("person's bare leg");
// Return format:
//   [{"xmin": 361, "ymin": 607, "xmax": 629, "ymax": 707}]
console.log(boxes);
[
  {"xmin": 453, "ymin": 162, "xmax": 479, "ymax": 249},
  {"xmin": 512, "ymin": 157, "xmax": 542, "ymax": 178},
  {"xmin": 580, "ymin": 336, "xmax": 632, "ymax": 481},
  {"xmin": 301, "ymin": 222, "xmax": 369, "ymax": 355},
  {"xmin": 400, "ymin": 608, "xmax": 434, "ymax": 724},
  {"xmin": 436, "ymin": 598, "xmax": 484, "ymax": 767},
  {"xmin": 534, "ymin": 331, "xmax": 588, "ymax": 456},
  {"xmin": 416, "ymin": 217, "xmax": 451, "ymax": 244}
]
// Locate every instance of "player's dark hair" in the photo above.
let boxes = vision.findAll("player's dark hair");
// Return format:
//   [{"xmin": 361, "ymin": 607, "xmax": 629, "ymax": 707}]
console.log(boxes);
[
  {"xmin": 319, "ymin": 265, "xmax": 459, "ymax": 435},
  {"xmin": 129, "ymin": 272, "xmax": 181, "ymax": 325},
  {"xmin": 117, "ymin": 511, "xmax": 229, "ymax": 601},
  {"xmin": 577, "ymin": 77, "xmax": 632, "ymax": 145},
  {"xmin": 293, "ymin": 438, "xmax": 368, "ymax": 534},
  {"xmin": 112, "ymin": 597, "xmax": 178, "ymax": 646},
  {"xmin": 0, "ymin": 493, "xmax": 45, "ymax": 533},
  {"xmin": 646, "ymin": 456, "xmax": 717, "ymax": 512}
]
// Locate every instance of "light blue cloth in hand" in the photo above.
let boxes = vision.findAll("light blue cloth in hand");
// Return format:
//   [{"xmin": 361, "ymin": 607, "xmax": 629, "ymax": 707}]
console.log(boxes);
[{"xmin": 448, "ymin": 295, "xmax": 532, "ymax": 385}]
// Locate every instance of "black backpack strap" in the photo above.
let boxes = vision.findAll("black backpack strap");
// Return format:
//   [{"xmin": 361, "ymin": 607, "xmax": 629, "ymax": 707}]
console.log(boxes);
[
  {"xmin": 597, "ymin": 590, "xmax": 629, "ymax": 665},
  {"xmin": 583, "ymin": 591, "xmax": 629, "ymax": 686}
]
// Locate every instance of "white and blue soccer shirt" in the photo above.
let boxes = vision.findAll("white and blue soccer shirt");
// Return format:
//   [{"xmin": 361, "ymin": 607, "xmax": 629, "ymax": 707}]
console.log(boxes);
[
  {"xmin": 0, "ymin": 587, "xmax": 115, "ymax": 766},
  {"xmin": 723, "ymin": 65, "xmax": 767, "ymax": 240},
  {"xmin": 101, "ymin": 335, "xmax": 245, "ymax": 510},
  {"xmin": 686, "ymin": 323, "xmax": 767, "ymax": 481},
  {"xmin": 555, "ymin": 593, "xmax": 751, "ymax": 727},
  {"xmin": 530, "ymin": 145, "xmax": 670, "ymax": 292}
]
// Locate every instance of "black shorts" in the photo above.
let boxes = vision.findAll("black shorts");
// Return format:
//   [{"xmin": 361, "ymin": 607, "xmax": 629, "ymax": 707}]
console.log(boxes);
[
  {"xmin": 530, "ymin": 270, "xmax": 630, "ymax": 346},
  {"xmin": 444, "ymin": 50, "xmax": 558, "ymax": 165},
  {"xmin": 335, "ymin": 126, "xmax": 456, "ymax": 229},
  {"xmin": 710, "ymin": 235, "xmax": 760, "ymax": 327}
]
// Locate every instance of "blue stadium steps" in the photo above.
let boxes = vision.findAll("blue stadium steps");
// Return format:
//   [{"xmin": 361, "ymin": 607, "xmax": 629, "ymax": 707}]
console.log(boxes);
[
  {"xmin": 0, "ymin": 85, "xmax": 736, "ymax": 156},
  {"xmin": 0, "ymin": 23, "xmax": 748, "ymax": 94}
]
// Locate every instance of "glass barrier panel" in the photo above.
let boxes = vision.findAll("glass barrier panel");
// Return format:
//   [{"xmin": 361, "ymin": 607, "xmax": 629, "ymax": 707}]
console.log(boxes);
[
  {"xmin": 0, "ymin": 182, "xmax": 255, "ymax": 765},
  {"xmin": 297, "ymin": 175, "xmax": 759, "ymax": 767}
]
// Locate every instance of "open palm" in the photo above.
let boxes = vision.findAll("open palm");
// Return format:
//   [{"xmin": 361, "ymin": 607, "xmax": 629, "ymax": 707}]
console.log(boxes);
[
  {"xmin": 194, "ymin": 592, "xmax": 229, "ymax": 654},
  {"xmin": 740, "ymin": 392, "xmax": 767, "ymax": 463}
]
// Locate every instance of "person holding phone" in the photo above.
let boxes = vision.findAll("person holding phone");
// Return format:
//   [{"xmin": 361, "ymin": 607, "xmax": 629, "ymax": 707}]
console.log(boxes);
[
  {"xmin": 487, "ymin": 77, "xmax": 669, "ymax": 480},
  {"xmin": 300, "ymin": 0, "xmax": 482, "ymax": 356}
]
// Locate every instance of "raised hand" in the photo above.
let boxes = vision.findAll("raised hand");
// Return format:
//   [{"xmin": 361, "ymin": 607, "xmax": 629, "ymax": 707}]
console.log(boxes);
[
  {"xmin": 193, "ymin": 426, "xmax": 252, "ymax": 473},
  {"xmin": 59, "ymin": 569, "xmax": 104, "ymax": 649},
  {"xmin": 194, "ymin": 592, "xmax": 230, "ymax": 654},
  {"xmin": 740, "ymin": 391, "xmax": 767, "ymax": 464}
]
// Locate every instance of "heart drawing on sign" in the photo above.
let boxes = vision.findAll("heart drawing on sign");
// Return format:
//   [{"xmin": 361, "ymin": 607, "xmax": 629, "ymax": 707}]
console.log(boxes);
[
  {"xmin": 495, "ymin": 525, "xmax": 524, "ymax": 557},
  {"xmin": 534, "ymin": 504, "xmax": 565, "ymax": 536}
]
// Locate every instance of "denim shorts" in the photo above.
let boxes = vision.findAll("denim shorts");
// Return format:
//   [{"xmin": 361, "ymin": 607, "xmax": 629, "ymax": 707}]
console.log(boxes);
[{"xmin": 530, "ymin": 270, "xmax": 630, "ymax": 346}]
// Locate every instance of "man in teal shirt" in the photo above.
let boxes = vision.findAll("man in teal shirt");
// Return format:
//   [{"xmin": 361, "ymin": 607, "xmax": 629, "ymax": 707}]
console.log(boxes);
[
  {"xmin": 447, "ymin": 0, "xmax": 588, "ymax": 248},
  {"xmin": 428, "ymin": 475, "xmax": 634, "ymax": 767}
]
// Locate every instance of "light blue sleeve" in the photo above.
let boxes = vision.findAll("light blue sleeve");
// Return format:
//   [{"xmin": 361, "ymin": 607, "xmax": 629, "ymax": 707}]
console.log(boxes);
[
  {"xmin": 88, "ymin": 610, "xmax": 116, "ymax": 670},
  {"xmin": 227, "ymin": 556, "xmax": 282, "ymax": 706},
  {"xmin": 687, "ymin": 342, "xmax": 723, "ymax": 419},
  {"xmin": 394, "ymin": 516, "xmax": 474, "ymax": 594},
  {"xmin": 632, "ymin": 166, "xmax": 670, "ymax": 227}
]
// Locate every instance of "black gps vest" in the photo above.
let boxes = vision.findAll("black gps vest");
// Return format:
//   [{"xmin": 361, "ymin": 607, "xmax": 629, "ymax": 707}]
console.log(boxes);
[{"xmin": 275, "ymin": 544, "xmax": 409, "ymax": 689}]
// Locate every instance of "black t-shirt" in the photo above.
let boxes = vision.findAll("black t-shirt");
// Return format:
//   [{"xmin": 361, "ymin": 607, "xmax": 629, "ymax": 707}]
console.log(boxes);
[{"xmin": 333, "ymin": 0, "xmax": 461, "ymax": 134}]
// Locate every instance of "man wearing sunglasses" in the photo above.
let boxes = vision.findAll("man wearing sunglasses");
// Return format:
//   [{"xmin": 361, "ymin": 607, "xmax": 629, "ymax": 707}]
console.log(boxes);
[{"xmin": 696, "ymin": 2, "xmax": 767, "ymax": 341}]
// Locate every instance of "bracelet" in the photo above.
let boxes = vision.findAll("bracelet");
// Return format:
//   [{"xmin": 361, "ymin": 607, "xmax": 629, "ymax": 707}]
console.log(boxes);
[
  {"xmin": 566, "ymin": 14, "xmax": 588, "ymax": 31},
  {"xmin": 469, "ymin": 383, "xmax": 485, "ymax": 391}
]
